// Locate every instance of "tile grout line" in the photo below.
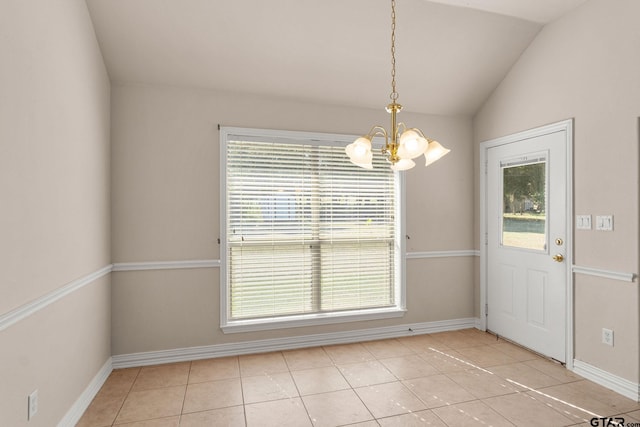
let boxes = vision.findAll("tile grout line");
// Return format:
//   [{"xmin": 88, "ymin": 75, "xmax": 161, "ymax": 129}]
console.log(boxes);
[
  {"xmin": 328, "ymin": 343, "xmax": 388, "ymax": 426},
  {"xmin": 236, "ymin": 356, "xmax": 248, "ymax": 427},
  {"xmin": 177, "ymin": 361, "xmax": 193, "ymax": 423},
  {"xmin": 281, "ymin": 350, "xmax": 315, "ymax": 426},
  {"xmin": 111, "ymin": 367, "xmax": 141, "ymax": 427},
  {"xmin": 335, "ymin": 340, "xmax": 440, "ymax": 425}
]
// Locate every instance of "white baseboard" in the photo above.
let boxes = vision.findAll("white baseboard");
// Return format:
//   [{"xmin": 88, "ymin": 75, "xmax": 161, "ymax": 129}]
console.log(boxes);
[
  {"xmin": 112, "ymin": 317, "xmax": 478, "ymax": 368},
  {"xmin": 57, "ymin": 358, "xmax": 113, "ymax": 427},
  {"xmin": 572, "ymin": 359, "xmax": 640, "ymax": 402},
  {"xmin": 474, "ymin": 317, "xmax": 484, "ymax": 329}
]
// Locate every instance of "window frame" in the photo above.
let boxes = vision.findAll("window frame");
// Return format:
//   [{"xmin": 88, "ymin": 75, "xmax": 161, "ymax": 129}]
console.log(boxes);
[{"xmin": 219, "ymin": 127, "xmax": 406, "ymax": 333}]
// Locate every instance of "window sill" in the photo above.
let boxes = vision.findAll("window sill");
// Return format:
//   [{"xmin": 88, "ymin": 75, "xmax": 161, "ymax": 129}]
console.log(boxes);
[{"xmin": 221, "ymin": 307, "xmax": 407, "ymax": 334}]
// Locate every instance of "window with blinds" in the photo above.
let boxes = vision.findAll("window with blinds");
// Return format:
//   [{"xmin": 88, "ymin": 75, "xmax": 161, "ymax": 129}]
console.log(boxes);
[{"xmin": 220, "ymin": 127, "xmax": 405, "ymax": 331}]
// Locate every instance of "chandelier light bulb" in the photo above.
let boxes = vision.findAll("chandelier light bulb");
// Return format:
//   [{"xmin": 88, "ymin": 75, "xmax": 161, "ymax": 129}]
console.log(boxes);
[
  {"xmin": 398, "ymin": 129, "xmax": 428, "ymax": 159},
  {"xmin": 390, "ymin": 158, "xmax": 415, "ymax": 171},
  {"xmin": 346, "ymin": 137, "xmax": 374, "ymax": 169},
  {"xmin": 424, "ymin": 140, "xmax": 451, "ymax": 166}
]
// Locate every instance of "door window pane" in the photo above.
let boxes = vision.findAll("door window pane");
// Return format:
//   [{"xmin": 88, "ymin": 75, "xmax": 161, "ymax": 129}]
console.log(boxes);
[{"xmin": 502, "ymin": 160, "xmax": 546, "ymax": 250}]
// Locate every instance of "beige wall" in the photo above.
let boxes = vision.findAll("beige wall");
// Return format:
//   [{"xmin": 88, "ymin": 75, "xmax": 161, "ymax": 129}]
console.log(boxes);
[
  {"xmin": 0, "ymin": 0, "xmax": 111, "ymax": 425},
  {"xmin": 473, "ymin": 0, "xmax": 639, "ymax": 382},
  {"xmin": 110, "ymin": 84, "xmax": 475, "ymax": 354},
  {"xmin": 4, "ymin": 0, "xmax": 639, "ymax": 422}
]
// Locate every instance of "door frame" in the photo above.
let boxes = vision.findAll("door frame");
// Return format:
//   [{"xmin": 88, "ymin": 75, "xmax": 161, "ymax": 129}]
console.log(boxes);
[{"xmin": 479, "ymin": 119, "xmax": 574, "ymax": 368}]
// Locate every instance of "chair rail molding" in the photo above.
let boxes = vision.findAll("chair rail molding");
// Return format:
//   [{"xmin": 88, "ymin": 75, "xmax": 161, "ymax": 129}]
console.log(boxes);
[
  {"xmin": 1, "ymin": 250, "xmax": 478, "ymax": 331},
  {"xmin": 571, "ymin": 265, "xmax": 636, "ymax": 283},
  {"xmin": 112, "ymin": 259, "xmax": 220, "ymax": 272},
  {"xmin": 0, "ymin": 265, "xmax": 112, "ymax": 332},
  {"xmin": 406, "ymin": 250, "xmax": 480, "ymax": 259}
]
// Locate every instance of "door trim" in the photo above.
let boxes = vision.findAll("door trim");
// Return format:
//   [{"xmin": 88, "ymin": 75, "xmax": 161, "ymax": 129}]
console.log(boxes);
[{"xmin": 479, "ymin": 119, "xmax": 574, "ymax": 368}]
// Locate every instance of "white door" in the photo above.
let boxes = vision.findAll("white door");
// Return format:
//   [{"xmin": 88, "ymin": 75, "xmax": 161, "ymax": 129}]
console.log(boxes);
[{"xmin": 486, "ymin": 129, "xmax": 568, "ymax": 362}]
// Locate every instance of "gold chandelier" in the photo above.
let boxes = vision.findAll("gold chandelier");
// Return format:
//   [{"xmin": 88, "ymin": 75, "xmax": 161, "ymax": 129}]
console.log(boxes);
[{"xmin": 346, "ymin": 0, "xmax": 450, "ymax": 171}]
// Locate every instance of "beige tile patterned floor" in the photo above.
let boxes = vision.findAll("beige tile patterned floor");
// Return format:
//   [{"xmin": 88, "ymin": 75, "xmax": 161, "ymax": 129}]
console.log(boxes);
[{"xmin": 77, "ymin": 329, "xmax": 640, "ymax": 426}]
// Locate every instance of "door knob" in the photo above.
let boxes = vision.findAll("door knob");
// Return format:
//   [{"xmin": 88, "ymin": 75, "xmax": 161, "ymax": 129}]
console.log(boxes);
[{"xmin": 552, "ymin": 254, "xmax": 564, "ymax": 262}]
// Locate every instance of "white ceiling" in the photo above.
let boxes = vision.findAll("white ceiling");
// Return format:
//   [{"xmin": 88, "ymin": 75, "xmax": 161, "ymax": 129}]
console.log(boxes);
[
  {"xmin": 86, "ymin": 0, "xmax": 587, "ymax": 116},
  {"xmin": 428, "ymin": 0, "xmax": 588, "ymax": 24}
]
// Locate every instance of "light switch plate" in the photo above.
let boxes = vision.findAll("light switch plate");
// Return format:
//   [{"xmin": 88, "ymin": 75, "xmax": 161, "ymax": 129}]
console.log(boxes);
[
  {"xmin": 576, "ymin": 215, "xmax": 591, "ymax": 230},
  {"xmin": 596, "ymin": 215, "xmax": 613, "ymax": 231},
  {"xmin": 28, "ymin": 390, "xmax": 38, "ymax": 420}
]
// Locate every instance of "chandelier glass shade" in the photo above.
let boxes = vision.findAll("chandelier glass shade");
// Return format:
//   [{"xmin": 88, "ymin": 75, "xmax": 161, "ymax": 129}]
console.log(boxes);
[{"xmin": 346, "ymin": 0, "xmax": 450, "ymax": 171}]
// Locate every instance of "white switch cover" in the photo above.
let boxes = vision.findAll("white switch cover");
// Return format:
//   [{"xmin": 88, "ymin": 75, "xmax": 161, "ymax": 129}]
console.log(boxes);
[
  {"xmin": 576, "ymin": 215, "xmax": 591, "ymax": 230},
  {"xmin": 596, "ymin": 215, "xmax": 613, "ymax": 231},
  {"xmin": 28, "ymin": 389, "xmax": 38, "ymax": 420}
]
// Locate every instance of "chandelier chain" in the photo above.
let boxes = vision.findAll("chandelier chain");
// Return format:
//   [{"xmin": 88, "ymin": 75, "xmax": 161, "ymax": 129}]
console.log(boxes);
[
  {"xmin": 390, "ymin": 0, "xmax": 398, "ymax": 101},
  {"xmin": 346, "ymin": 0, "xmax": 450, "ymax": 171}
]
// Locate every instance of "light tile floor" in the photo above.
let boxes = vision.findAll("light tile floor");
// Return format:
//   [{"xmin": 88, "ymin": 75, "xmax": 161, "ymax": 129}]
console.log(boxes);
[{"xmin": 78, "ymin": 329, "xmax": 640, "ymax": 426}]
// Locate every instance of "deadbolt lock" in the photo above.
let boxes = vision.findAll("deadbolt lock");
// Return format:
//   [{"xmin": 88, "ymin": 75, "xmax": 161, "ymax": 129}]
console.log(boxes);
[{"xmin": 555, "ymin": 238, "xmax": 563, "ymax": 246}]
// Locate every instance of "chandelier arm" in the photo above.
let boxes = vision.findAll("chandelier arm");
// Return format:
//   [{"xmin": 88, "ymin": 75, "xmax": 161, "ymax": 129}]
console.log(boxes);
[
  {"xmin": 407, "ymin": 127, "xmax": 431, "ymax": 141},
  {"xmin": 396, "ymin": 122, "xmax": 407, "ymax": 138},
  {"xmin": 366, "ymin": 125, "xmax": 389, "ymax": 142}
]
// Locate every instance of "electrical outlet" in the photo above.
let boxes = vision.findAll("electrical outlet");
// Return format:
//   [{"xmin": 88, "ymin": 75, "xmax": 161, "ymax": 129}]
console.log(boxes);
[
  {"xmin": 602, "ymin": 328, "xmax": 614, "ymax": 346},
  {"xmin": 28, "ymin": 389, "xmax": 38, "ymax": 420}
]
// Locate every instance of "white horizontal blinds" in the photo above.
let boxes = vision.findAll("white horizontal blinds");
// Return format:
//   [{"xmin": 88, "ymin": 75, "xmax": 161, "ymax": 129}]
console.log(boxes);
[
  {"xmin": 320, "ymin": 242, "xmax": 394, "ymax": 311},
  {"xmin": 315, "ymin": 144, "xmax": 395, "ymax": 311},
  {"xmin": 227, "ymin": 138, "xmax": 315, "ymax": 319},
  {"xmin": 229, "ymin": 245, "xmax": 313, "ymax": 318},
  {"xmin": 226, "ymin": 133, "xmax": 396, "ymax": 321}
]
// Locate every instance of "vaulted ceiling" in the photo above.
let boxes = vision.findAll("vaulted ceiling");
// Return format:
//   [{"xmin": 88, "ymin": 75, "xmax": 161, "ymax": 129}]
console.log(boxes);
[{"xmin": 86, "ymin": 0, "xmax": 587, "ymax": 116}]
